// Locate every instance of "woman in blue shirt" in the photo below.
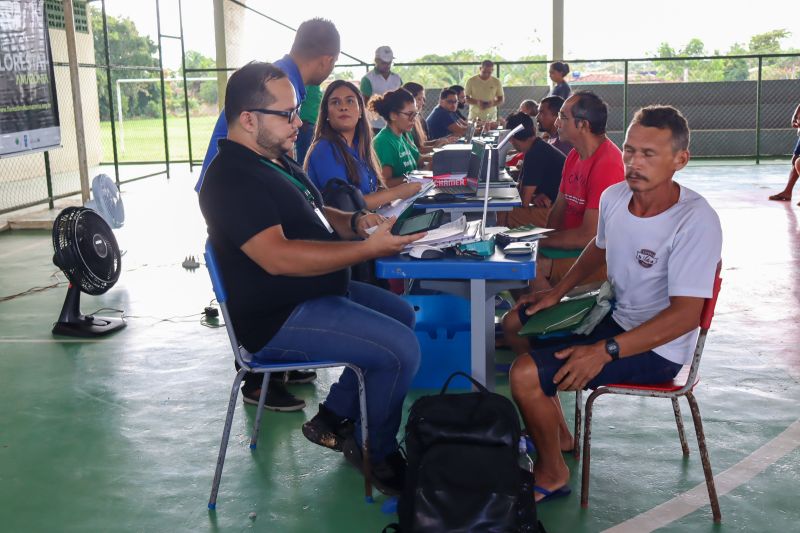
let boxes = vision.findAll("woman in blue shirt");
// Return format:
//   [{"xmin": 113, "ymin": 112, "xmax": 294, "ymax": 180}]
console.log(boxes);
[{"xmin": 306, "ymin": 80, "xmax": 421, "ymax": 210}]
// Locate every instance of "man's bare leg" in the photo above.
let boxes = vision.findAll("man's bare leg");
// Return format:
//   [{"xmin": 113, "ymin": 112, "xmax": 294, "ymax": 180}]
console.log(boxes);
[
  {"xmin": 510, "ymin": 355, "xmax": 570, "ymax": 500},
  {"xmin": 769, "ymin": 155, "xmax": 799, "ymax": 201},
  {"xmin": 503, "ymin": 300, "xmax": 575, "ymax": 451},
  {"xmin": 531, "ymin": 256, "xmax": 553, "ymax": 292}
]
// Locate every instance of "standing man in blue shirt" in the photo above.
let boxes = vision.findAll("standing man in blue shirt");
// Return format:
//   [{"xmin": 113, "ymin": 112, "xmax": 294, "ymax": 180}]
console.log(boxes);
[{"xmin": 195, "ymin": 18, "xmax": 340, "ymax": 192}]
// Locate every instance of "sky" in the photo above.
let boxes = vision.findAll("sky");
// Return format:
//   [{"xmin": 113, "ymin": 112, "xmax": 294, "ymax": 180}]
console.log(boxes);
[{"xmin": 107, "ymin": 0, "xmax": 800, "ymax": 70}]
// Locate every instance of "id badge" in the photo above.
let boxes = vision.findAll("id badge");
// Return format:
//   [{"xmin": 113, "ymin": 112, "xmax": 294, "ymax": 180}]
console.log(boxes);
[{"xmin": 314, "ymin": 207, "xmax": 334, "ymax": 233}]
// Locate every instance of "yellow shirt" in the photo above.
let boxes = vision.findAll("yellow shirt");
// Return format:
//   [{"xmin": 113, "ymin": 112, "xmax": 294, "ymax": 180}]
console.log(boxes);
[{"xmin": 465, "ymin": 74, "xmax": 504, "ymax": 121}]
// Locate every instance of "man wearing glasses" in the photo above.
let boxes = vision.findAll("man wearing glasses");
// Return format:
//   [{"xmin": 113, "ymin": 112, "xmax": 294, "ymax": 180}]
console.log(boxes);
[
  {"xmin": 426, "ymin": 88, "xmax": 469, "ymax": 140},
  {"xmin": 199, "ymin": 62, "xmax": 423, "ymax": 495},
  {"xmin": 502, "ymin": 91, "xmax": 623, "ymax": 354}
]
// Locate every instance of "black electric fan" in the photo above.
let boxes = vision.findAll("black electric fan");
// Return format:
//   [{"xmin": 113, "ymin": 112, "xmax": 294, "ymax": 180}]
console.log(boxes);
[{"xmin": 51, "ymin": 206, "xmax": 125, "ymax": 336}]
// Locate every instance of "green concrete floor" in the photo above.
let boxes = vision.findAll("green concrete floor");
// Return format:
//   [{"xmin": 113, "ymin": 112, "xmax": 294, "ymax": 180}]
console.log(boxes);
[{"xmin": 1, "ymin": 163, "xmax": 799, "ymax": 532}]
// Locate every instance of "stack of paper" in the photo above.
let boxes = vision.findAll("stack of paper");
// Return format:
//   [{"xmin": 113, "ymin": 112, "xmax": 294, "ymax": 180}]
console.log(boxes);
[
  {"xmin": 377, "ymin": 180, "xmax": 435, "ymax": 219},
  {"xmin": 402, "ymin": 216, "xmax": 482, "ymax": 251}
]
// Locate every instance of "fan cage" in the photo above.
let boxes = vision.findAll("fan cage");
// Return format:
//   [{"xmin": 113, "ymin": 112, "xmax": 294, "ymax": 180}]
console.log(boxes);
[{"xmin": 52, "ymin": 207, "xmax": 121, "ymax": 296}]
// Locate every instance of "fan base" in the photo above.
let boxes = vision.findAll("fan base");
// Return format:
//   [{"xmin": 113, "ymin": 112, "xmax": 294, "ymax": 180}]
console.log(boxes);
[{"xmin": 52, "ymin": 315, "xmax": 126, "ymax": 337}]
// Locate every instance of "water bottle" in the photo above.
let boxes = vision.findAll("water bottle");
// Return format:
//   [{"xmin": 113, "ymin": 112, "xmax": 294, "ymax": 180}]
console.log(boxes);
[{"xmin": 518, "ymin": 436, "xmax": 534, "ymax": 473}]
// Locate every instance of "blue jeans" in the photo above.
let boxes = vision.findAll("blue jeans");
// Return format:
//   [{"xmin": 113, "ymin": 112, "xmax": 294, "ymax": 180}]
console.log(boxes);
[{"xmin": 252, "ymin": 281, "xmax": 420, "ymax": 461}]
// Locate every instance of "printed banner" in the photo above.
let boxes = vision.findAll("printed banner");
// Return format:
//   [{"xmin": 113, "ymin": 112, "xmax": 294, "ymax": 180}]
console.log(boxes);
[{"xmin": 0, "ymin": 0, "xmax": 59, "ymax": 157}]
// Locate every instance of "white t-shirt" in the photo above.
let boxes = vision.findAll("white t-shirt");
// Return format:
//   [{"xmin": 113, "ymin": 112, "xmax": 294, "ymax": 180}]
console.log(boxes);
[
  {"xmin": 596, "ymin": 181, "xmax": 722, "ymax": 364},
  {"xmin": 362, "ymin": 70, "xmax": 402, "ymax": 129}
]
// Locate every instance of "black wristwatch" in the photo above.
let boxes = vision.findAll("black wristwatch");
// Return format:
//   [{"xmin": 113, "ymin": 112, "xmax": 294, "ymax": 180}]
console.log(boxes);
[
  {"xmin": 604, "ymin": 338, "xmax": 620, "ymax": 361},
  {"xmin": 350, "ymin": 209, "xmax": 369, "ymax": 233}
]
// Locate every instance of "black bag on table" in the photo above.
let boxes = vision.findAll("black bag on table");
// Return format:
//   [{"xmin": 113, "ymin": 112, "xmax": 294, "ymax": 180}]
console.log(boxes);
[{"xmin": 387, "ymin": 372, "xmax": 545, "ymax": 533}]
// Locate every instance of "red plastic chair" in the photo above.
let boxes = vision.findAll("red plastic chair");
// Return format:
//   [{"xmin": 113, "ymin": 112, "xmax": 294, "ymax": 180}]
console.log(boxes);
[{"xmin": 573, "ymin": 263, "xmax": 723, "ymax": 523}]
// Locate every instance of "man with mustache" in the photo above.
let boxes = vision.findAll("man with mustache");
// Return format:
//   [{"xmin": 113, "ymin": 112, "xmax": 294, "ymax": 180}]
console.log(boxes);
[{"xmin": 508, "ymin": 105, "xmax": 722, "ymax": 502}]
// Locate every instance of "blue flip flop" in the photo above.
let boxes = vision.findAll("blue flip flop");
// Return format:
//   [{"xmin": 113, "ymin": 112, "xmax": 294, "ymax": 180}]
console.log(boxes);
[{"xmin": 534, "ymin": 484, "xmax": 572, "ymax": 503}]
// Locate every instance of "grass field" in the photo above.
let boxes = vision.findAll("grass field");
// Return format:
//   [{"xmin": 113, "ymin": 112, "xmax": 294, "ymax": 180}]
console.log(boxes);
[{"xmin": 99, "ymin": 115, "xmax": 219, "ymax": 163}]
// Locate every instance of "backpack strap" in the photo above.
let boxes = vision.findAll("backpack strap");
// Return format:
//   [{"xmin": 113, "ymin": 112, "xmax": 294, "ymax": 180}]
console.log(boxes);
[{"xmin": 440, "ymin": 371, "xmax": 489, "ymax": 394}]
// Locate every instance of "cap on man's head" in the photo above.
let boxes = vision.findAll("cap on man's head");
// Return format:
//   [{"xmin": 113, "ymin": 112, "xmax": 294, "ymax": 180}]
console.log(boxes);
[
  {"xmin": 505, "ymin": 112, "xmax": 536, "ymax": 140},
  {"xmin": 375, "ymin": 46, "xmax": 394, "ymax": 62}
]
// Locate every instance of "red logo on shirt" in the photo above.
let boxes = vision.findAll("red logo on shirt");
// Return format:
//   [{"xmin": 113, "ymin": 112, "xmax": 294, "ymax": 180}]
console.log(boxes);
[{"xmin": 636, "ymin": 249, "xmax": 658, "ymax": 268}]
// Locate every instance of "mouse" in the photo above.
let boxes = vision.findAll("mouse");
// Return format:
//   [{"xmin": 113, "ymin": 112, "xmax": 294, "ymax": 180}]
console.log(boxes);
[{"xmin": 408, "ymin": 244, "xmax": 445, "ymax": 259}]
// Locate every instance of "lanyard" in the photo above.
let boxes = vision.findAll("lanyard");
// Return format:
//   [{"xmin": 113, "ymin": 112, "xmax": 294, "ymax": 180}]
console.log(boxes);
[
  {"xmin": 259, "ymin": 158, "xmax": 334, "ymax": 234},
  {"xmin": 259, "ymin": 158, "xmax": 317, "ymax": 207}
]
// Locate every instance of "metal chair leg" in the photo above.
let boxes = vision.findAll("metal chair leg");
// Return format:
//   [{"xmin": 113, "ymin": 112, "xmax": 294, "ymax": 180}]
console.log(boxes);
[
  {"xmin": 250, "ymin": 373, "xmax": 271, "ymax": 449},
  {"xmin": 686, "ymin": 391, "xmax": 722, "ymax": 523},
  {"xmin": 672, "ymin": 397, "xmax": 690, "ymax": 456},
  {"xmin": 581, "ymin": 389, "xmax": 608, "ymax": 507},
  {"xmin": 209, "ymin": 369, "xmax": 248, "ymax": 510},
  {"xmin": 573, "ymin": 390, "xmax": 583, "ymax": 460},
  {"xmin": 350, "ymin": 365, "xmax": 373, "ymax": 502}
]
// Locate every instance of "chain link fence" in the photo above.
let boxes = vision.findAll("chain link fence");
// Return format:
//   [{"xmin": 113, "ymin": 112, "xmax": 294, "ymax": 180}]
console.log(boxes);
[{"xmin": 1, "ymin": 0, "xmax": 799, "ymax": 215}]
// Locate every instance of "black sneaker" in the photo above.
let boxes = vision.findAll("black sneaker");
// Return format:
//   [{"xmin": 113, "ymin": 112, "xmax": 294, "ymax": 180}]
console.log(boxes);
[
  {"xmin": 301, "ymin": 405, "xmax": 355, "ymax": 451},
  {"xmin": 342, "ymin": 437, "xmax": 406, "ymax": 496},
  {"xmin": 242, "ymin": 383, "xmax": 306, "ymax": 412},
  {"xmin": 269, "ymin": 370, "xmax": 317, "ymax": 384}
]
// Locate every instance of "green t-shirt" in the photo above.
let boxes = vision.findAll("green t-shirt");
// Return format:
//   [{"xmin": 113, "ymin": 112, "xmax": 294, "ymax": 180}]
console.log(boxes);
[
  {"xmin": 298, "ymin": 85, "xmax": 322, "ymax": 124},
  {"xmin": 372, "ymin": 127, "xmax": 419, "ymax": 177}
]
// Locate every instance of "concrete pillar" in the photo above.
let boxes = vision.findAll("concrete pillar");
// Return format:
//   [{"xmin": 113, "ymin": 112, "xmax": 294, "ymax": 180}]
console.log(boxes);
[
  {"xmin": 63, "ymin": 0, "xmax": 90, "ymax": 203},
  {"xmin": 552, "ymin": 0, "xmax": 564, "ymax": 61},
  {"xmin": 213, "ymin": 0, "xmax": 227, "ymax": 112}
]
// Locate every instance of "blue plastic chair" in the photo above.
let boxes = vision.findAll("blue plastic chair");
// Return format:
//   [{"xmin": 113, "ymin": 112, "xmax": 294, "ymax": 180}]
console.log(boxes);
[{"xmin": 203, "ymin": 241, "xmax": 373, "ymax": 509}]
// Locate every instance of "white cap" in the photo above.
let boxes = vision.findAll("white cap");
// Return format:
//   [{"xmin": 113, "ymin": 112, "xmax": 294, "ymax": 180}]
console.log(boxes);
[{"xmin": 375, "ymin": 46, "xmax": 394, "ymax": 63}]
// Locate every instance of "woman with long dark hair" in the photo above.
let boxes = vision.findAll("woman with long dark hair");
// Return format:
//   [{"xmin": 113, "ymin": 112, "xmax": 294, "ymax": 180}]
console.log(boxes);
[{"xmin": 305, "ymin": 80, "xmax": 421, "ymax": 209}]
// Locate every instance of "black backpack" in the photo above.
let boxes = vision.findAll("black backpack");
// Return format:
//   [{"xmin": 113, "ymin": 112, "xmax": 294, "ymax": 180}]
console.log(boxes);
[
  {"xmin": 320, "ymin": 177, "xmax": 367, "ymax": 212},
  {"xmin": 388, "ymin": 372, "xmax": 544, "ymax": 533}
]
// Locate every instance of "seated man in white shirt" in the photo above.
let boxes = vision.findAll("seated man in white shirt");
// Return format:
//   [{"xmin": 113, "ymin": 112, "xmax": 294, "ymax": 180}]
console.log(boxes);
[{"xmin": 508, "ymin": 105, "xmax": 722, "ymax": 502}]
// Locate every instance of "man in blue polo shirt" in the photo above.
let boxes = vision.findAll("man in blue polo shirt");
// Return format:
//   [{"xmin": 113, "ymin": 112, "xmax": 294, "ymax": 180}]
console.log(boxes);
[
  {"xmin": 426, "ymin": 88, "xmax": 468, "ymax": 141},
  {"xmin": 195, "ymin": 18, "xmax": 340, "ymax": 192}
]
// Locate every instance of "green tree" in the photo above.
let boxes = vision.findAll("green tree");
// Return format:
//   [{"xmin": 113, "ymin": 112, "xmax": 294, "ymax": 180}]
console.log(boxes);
[
  {"xmin": 183, "ymin": 50, "xmax": 218, "ymax": 109},
  {"xmin": 748, "ymin": 29, "xmax": 790, "ymax": 54},
  {"xmin": 91, "ymin": 6, "xmax": 158, "ymax": 119}
]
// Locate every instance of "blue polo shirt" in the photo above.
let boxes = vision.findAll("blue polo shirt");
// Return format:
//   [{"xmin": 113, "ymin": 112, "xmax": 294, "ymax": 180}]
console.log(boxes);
[
  {"xmin": 426, "ymin": 105, "xmax": 459, "ymax": 140},
  {"xmin": 194, "ymin": 55, "xmax": 306, "ymax": 192},
  {"xmin": 306, "ymin": 138, "xmax": 378, "ymax": 196}
]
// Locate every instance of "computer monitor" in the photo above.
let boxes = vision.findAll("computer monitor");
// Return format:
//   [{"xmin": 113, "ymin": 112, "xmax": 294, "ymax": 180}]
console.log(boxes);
[
  {"xmin": 494, "ymin": 129, "xmax": 513, "ymax": 166},
  {"xmin": 464, "ymin": 122, "xmax": 476, "ymax": 144},
  {"xmin": 466, "ymin": 140, "xmax": 499, "ymax": 183}
]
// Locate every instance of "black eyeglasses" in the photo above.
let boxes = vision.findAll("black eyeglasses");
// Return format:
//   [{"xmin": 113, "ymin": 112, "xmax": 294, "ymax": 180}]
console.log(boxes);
[{"xmin": 246, "ymin": 106, "xmax": 300, "ymax": 123}]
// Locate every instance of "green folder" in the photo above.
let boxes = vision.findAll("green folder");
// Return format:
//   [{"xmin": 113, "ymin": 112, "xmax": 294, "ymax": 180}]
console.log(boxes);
[
  {"xmin": 518, "ymin": 296, "xmax": 596, "ymax": 337},
  {"xmin": 539, "ymin": 247, "xmax": 582, "ymax": 259}
]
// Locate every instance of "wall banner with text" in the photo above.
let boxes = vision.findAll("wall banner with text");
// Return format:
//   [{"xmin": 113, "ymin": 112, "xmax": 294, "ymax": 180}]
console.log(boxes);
[{"xmin": 0, "ymin": 0, "xmax": 60, "ymax": 158}]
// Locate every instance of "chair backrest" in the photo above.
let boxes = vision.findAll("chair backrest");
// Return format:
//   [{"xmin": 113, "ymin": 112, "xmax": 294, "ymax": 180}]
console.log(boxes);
[
  {"xmin": 204, "ymin": 240, "xmax": 250, "ymax": 368},
  {"xmin": 682, "ymin": 261, "xmax": 722, "ymax": 390},
  {"xmin": 699, "ymin": 262, "xmax": 723, "ymax": 331}
]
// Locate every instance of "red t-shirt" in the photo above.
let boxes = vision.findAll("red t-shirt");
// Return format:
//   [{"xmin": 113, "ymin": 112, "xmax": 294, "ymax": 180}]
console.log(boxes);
[{"xmin": 558, "ymin": 138, "xmax": 624, "ymax": 229}]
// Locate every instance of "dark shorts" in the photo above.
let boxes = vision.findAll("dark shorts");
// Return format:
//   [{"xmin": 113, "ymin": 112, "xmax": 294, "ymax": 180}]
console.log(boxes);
[
  {"xmin": 793, "ymin": 136, "xmax": 800, "ymax": 158},
  {"xmin": 519, "ymin": 311, "xmax": 682, "ymax": 397}
]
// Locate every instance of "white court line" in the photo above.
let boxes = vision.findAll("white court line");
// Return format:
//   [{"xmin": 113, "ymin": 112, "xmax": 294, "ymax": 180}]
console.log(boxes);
[
  {"xmin": 603, "ymin": 418, "xmax": 800, "ymax": 532},
  {"xmin": 0, "ymin": 338, "xmax": 108, "ymax": 343}
]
